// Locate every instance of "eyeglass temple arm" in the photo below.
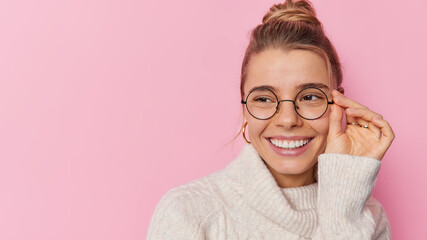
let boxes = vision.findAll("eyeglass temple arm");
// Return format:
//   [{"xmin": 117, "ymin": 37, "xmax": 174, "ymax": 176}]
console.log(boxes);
[
  {"xmin": 328, "ymin": 100, "xmax": 334, "ymax": 104},
  {"xmin": 241, "ymin": 100, "xmax": 246, "ymax": 104}
]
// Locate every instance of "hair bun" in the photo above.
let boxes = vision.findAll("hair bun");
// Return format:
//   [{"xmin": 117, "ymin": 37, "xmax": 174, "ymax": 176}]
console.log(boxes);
[{"xmin": 262, "ymin": 0, "xmax": 321, "ymax": 28}]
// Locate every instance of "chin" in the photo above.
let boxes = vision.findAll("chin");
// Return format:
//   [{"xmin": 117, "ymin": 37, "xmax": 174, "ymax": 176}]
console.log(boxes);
[{"xmin": 271, "ymin": 159, "xmax": 315, "ymax": 175}]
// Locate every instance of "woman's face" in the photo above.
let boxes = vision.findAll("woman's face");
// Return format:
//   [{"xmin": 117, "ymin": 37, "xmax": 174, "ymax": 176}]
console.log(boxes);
[{"xmin": 243, "ymin": 48, "xmax": 334, "ymax": 187}]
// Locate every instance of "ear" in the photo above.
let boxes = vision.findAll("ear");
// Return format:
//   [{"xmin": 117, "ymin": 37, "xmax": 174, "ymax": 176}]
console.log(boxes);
[{"xmin": 337, "ymin": 86, "xmax": 345, "ymax": 94}]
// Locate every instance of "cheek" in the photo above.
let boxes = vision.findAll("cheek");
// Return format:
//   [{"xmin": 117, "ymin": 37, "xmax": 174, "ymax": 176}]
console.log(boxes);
[
  {"xmin": 244, "ymin": 109, "xmax": 268, "ymax": 138},
  {"xmin": 247, "ymin": 119, "xmax": 267, "ymax": 137},
  {"xmin": 246, "ymin": 119, "xmax": 272, "ymax": 143},
  {"xmin": 310, "ymin": 116, "xmax": 330, "ymax": 137}
]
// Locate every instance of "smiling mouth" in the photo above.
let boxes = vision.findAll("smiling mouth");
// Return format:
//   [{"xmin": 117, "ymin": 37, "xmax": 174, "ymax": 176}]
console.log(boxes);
[{"xmin": 268, "ymin": 138, "xmax": 314, "ymax": 150}]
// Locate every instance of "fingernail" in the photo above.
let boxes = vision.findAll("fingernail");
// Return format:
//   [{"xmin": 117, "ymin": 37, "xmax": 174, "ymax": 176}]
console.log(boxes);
[{"xmin": 372, "ymin": 116, "xmax": 380, "ymax": 120}]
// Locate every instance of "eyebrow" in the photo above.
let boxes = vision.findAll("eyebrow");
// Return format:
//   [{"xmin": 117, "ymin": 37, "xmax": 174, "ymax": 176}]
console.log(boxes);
[
  {"xmin": 296, "ymin": 83, "xmax": 330, "ymax": 91},
  {"xmin": 248, "ymin": 82, "xmax": 331, "ymax": 93}
]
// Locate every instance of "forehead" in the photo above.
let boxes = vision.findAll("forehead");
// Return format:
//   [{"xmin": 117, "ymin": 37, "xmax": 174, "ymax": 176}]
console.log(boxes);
[{"xmin": 244, "ymin": 48, "xmax": 332, "ymax": 96}]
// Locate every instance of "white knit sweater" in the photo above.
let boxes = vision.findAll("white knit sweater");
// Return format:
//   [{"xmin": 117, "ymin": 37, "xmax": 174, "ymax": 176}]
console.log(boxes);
[{"xmin": 147, "ymin": 144, "xmax": 391, "ymax": 239}]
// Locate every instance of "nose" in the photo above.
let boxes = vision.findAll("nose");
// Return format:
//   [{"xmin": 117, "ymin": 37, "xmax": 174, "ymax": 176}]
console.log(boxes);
[{"xmin": 273, "ymin": 100, "xmax": 303, "ymax": 128}]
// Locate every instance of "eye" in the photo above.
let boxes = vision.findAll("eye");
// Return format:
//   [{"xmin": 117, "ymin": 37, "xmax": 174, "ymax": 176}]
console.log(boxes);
[
  {"xmin": 254, "ymin": 97, "xmax": 273, "ymax": 103},
  {"xmin": 300, "ymin": 94, "xmax": 323, "ymax": 101}
]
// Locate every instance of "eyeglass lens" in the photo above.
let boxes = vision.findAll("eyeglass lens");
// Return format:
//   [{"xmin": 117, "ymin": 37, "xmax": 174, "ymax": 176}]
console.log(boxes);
[{"xmin": 246, "ymin": 88, "xmax": 330, "ymax": 120}]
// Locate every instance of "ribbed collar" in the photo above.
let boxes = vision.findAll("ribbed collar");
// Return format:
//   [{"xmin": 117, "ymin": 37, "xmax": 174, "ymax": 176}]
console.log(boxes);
[
  {"xmin": 229, "ymin": 144, "xmax": 318, "ymax": 237},
  {"xmin": 281, "ymin": 182, "xmax": 317, "ymax": 211}
]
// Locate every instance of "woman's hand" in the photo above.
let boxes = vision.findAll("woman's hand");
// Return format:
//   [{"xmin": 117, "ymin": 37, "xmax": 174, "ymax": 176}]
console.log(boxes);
[{"xmin": 324, "ymin": 90, "xmax": 395, "ymax": 160}]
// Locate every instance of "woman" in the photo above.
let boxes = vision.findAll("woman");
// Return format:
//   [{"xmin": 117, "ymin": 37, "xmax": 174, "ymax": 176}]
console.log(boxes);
[{"xmin": 147, "ymin": 0, "xmax": 394, "ymax": 239}]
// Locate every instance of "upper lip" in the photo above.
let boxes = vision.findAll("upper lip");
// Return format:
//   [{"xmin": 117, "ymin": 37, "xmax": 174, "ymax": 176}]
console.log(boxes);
[{"xmin": 268, "ymin": 136, "xmax": 313, "ymax": 140}]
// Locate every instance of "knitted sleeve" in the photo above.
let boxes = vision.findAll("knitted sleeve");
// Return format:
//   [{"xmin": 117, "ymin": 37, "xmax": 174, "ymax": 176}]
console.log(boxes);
[
  {"xmin": 146, "ymin": 188, "xmax": 198, "ymax": 240},
  {"xmin": 313, "ymin": 153, "xmax": 391, "ymax": 240},
  {"xmin": 146, "ymin": 179, "xmax": 219, "ymax": 240}
]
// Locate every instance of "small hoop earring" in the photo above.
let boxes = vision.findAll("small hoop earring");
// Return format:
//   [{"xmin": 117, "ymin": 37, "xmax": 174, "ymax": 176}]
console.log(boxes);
[{"xmin": 242, "ymin": 121, "xmax": 251, "ymax": 144}]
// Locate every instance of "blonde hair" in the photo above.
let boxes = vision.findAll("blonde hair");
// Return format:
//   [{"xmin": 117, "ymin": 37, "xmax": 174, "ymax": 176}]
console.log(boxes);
[{"xmin": 225, "ymin": 0, "xmax": 343, "ymax": 147}]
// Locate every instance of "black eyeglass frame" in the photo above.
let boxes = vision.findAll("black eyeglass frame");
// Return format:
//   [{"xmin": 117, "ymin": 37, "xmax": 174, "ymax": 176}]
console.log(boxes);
[{"xmin": 241, "ymin": 87, "xmax": 334, "ymax": 120}]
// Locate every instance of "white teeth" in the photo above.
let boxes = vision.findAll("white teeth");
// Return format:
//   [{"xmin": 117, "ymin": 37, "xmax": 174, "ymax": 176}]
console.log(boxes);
[
  {"xmin": 282, "ymin": 141, "xmax": 288, "ymax": 148},
  {"xmin": 270, "ymin": 138, "xmax": 311, "ymax": 149},
  {"xmin": 281, "ymin": 140, "xmax": 288, "ymax": 148}
]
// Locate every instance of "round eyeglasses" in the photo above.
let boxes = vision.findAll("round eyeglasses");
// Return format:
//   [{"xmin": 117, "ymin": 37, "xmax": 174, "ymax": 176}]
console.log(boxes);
[{"xmin": 241, "ymin": 87, "xmax": 334, "ymax": 120}]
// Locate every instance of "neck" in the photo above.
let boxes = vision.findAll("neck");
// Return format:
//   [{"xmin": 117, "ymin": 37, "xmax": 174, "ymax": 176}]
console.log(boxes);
[{"xmin": 266, "ymin": 164, "xmax": 316, "ymax": 188}]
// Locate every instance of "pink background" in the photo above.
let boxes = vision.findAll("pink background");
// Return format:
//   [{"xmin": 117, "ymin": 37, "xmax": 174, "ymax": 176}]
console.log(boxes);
[{"xmin": 0, "ymin": 0, "xmax": 425, "ymax": 239}]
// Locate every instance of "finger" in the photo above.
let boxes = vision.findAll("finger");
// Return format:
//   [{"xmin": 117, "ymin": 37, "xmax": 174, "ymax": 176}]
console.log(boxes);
[
  {"xmin": 346, "ymin": 120, "xmax": 378, "ymax": 140},
  {"xmin": 344, "ymin": 109, "xmax": 369, "ymax": 131},
  {"xmin": 328, "ymin": 104, "xmax": 344, "ymax": 138},
  {"xmin": 368, "ymin": 121, "xmax": 381, "ymax": 139},
  {"xmin": 345, "ymin": 107, "xmax": 383, "ymax": 123},
  {"xmin": 332, "ymin": 90, "xmax": 368, "ymax": 110},
  {"xmin": 346, "ymin": 107, "xmax": 383, "ymax": 119},
  {"xmin": 346, "ymin": 116, "xmax": 370, "ymax": 130},
  {"xmin": 345, "ymin": 108, "xmax": 382, "ymax": 138},
  {"xmin": 344, "ymin": 113, "xmax": 359, "ymax": 127},
  {"xmin": 332, "ymin": 91, "xmax": 368, "ymax": 126},
  {"xmin": 371, "ymin": 117, "xmax": 395, "ymax": 146}
]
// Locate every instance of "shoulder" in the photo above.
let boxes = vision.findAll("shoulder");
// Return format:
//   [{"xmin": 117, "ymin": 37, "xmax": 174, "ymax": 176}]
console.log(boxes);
[
  {"xmin": 158, "ymin": 176, "xmax": 223, "ymax": 214},
  {"xmin": 366, "ymin": 197, "xmax": 392, "ymax": 239},
  {"xmin": 147, "ymin": 176, "xmax": 224, "ymax": 239}
]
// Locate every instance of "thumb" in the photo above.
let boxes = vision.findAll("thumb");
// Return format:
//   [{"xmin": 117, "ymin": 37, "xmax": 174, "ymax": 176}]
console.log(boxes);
[{"xmin": 328, "ymin": 104, "xmax": 343, "ymax": 138}]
